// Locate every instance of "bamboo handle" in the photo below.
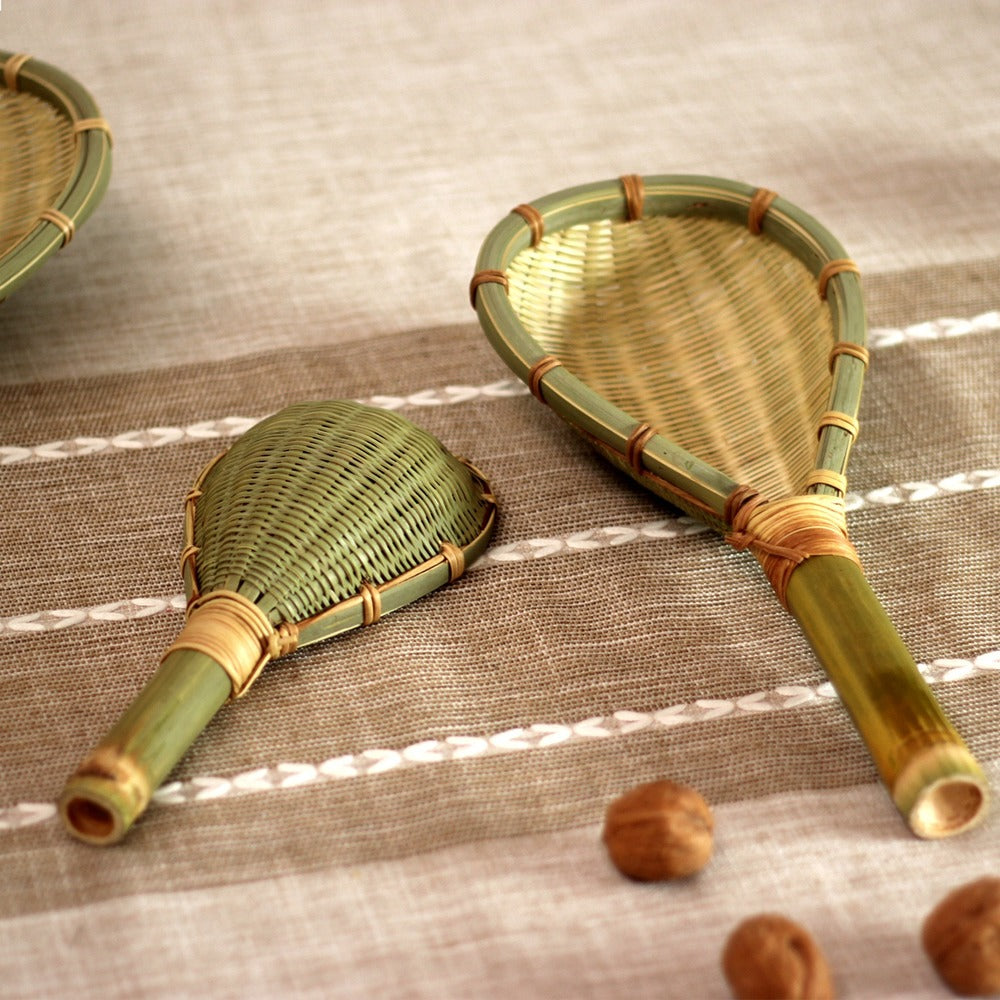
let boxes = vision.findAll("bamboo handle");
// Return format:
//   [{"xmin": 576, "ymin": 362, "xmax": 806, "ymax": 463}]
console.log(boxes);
[
  {"xmin": 785, "ymin": 555, "xmax": 989, "ymax": 838},
  {"xmin": 59, "ymin": 649, "xmax": 231, "ymax": 845}
]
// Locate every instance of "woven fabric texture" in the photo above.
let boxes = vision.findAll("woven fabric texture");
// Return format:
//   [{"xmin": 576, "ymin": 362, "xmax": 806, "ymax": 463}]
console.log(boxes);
[{"xmin": 1, "ymin": 1, "xmax": 998, "ymax": 997}]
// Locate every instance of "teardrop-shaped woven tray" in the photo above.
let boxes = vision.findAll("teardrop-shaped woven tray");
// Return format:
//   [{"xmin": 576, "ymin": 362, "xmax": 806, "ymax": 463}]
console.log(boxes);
[
  {"xmin": 0, "ymin": 51, "xmax": 112, "ymax": 300},
  {"xmin": 471, "ymin": 174, "xmax": 989, "ymax": 838}
]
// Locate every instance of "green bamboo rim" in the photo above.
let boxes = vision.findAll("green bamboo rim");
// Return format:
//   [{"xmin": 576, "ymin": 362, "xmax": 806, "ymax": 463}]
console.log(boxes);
[
  {"xmin": 473, "ymin": 175, "xmax": 867, "ymax": 525},
  {"xmin": 0, "ymin": 51, "xmax": 113, "ymax": 299}
]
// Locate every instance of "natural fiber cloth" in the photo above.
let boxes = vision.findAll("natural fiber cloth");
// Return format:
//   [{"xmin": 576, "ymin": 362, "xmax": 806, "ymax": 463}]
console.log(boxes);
[{"xmin": 2, "ymin": 1, "xmax": 999, "ymax": 997}]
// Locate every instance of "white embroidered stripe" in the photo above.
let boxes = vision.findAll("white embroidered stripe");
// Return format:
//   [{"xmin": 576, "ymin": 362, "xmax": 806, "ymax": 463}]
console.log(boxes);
[
  {"xmin": 2, "ymin": 311, "xmax": 997, "ymax": 466},
  {"xmin": 2, "ymin": 649, "xmax": 997, "ymax": 832},
  {"xmin": 2, "ymin": 467, "xmax": 1000, "ymax": 637}
]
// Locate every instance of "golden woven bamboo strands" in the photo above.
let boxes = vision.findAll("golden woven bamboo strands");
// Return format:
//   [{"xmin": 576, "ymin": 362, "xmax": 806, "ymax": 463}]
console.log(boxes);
[
  {"xmin": 649, "ymin": 218, "xmax": 773, "ymax": 490},
  {"xmin": 686, "ymin": 223, "xmax": 798, "ymax": 494},
  {"xmin": 742, "ymin": 243, "xmax": 833, "ymax": 494}
]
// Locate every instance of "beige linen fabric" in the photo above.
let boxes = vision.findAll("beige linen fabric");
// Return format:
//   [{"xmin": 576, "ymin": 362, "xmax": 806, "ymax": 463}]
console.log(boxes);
[{"xmin": 1, "ymin": 1, "xmax": 998, "ymax": 997}]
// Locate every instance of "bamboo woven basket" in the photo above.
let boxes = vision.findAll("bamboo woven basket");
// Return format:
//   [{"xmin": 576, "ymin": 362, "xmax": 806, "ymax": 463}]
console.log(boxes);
[
  {"xmin": 472, "ymin": 174, "xmax": 988, "ymax": 838},
  {"xmin": 0, "ymin": 51, "xmax": 112, "ymax": 299},
  {"xmin": 61, "ymin": 400, "xmax": 497, "ymax": 844}
]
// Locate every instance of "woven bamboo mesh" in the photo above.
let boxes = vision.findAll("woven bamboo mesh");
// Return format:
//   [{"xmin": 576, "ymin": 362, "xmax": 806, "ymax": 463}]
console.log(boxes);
[
  {"xmin": 0, "ymin": 88, "xmax": 77, "ymax": 257},
  {"xmin": 506, "ymin": 215, "xmax": 833, "ymax": 500},
  {"xmin": 192, "ymin": 400, "xmax": 491, "ymax": 624}
]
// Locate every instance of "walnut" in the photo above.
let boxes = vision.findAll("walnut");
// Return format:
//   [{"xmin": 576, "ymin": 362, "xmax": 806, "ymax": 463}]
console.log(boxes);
[
  {"xmin": 721, "ymin": 913, "xmax": 835, "ymax": 999},
  {"xmin": 601, "ymin": 779, "xmax": 713, "ymax": 881},
  {"xmin": 922, "ymin": 876, "xmax": 1000, "ymax": 996}
]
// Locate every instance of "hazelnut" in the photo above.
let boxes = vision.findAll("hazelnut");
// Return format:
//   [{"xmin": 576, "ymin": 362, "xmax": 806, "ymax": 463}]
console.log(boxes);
[
  {"xmin": 721, "ymin": 913, "xmax": 834, "ymax": 1000},
  {"xmin": 922, "ymin": 876, "xmax": 1000, "ymax": 996},
  {"xmin": 602, "ymin": 779, "xmax": 713, "ymax": 881}
]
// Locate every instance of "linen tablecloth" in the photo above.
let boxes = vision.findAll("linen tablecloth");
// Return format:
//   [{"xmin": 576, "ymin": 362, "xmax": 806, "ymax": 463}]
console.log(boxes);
[{"xmin": 2, "ymin": 2, "xmax": 997, "ymax": 996}]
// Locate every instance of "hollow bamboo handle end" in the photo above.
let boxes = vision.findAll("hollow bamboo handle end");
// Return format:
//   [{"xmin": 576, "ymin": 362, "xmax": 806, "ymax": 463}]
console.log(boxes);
[
  {"xmin": 892, "ymin": 743, "xmax": 989, "ymax": 839},
  {"xmin": 59, "ymin": 748, "xmax": 152, "ymax": 845},
  {"xmin": 59, "ymin": 647, "xmax": 232, "ymax": 846}
]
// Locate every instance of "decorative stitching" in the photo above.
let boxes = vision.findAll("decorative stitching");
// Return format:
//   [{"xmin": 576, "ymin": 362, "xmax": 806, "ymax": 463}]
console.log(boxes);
[
  {"xmin": 4, "ymin": 650, "xmax": 996, "ymax": 830},
  {"xmin": 5, "ymin": 466, "xmax": 1000, "ymax": 638},
  {"xmin": 4, "ymin": 311, "xmax": 998, "ymax": 467}
]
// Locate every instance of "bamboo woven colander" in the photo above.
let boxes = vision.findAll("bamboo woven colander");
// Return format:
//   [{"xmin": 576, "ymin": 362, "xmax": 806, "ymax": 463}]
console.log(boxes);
[
  {"xmin": 0, "ymin": 52, "xmax": 112, "ymax": 299},
  {"xmin": 61, "ymin": 400, "xmax": 497, "ymax": 845},
  {"xmin": 472, "ymin": 174, "xmax": 988, "ymax": 838}
]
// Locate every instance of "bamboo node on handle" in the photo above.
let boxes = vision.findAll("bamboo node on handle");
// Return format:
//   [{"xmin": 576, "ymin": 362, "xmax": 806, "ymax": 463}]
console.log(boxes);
[
  {"xmin": 724, "ymin": 487, "xmax": 860, "ymax": 609},
  {"xmin": 162, "ymin": 589, "xmax": 295, "ymax": 699}
]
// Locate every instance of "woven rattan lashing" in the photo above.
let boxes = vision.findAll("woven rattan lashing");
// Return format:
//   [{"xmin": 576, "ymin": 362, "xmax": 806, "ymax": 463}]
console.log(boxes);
[
  {"xmin": 472, "ymin": 175, "xmax": 988, "ymax": 838},
  {"xmin": 0, "ymin": 52, "xmax": 112, "ymax": 299}
]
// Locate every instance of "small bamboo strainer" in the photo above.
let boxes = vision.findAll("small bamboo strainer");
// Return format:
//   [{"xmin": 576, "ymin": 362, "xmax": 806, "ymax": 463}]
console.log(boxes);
[
  {"xmin": 472, "ymin": 174, "xmax": 988, "ymax": 838},
  {"xmin": 60, "ymin": 401, "xmax": 497, "ymax": 844},
  {"xmin": 0, "ymin": 52, "xmax": 112, "ymax": 299}
]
